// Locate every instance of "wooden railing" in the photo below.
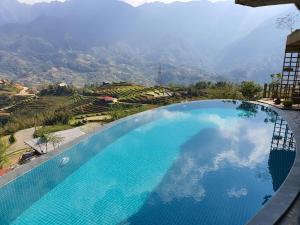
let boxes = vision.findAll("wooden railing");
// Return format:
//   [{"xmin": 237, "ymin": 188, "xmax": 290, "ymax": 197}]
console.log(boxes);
[
  {"xmin": 263, "ymin": 83, "xmax": 299, "ymax": 100},
  {"xmin": 263, "ymin": 83, "xmax": 280, "ymax": 99}
]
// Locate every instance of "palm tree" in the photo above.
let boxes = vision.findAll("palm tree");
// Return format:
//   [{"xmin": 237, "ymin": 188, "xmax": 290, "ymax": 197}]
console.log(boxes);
[
  {"xmin": 48, "ymin": 134, "xmax": 64, "ymax": 151},
  {"xmin": 40, "ymin": 134, "xmax": 50, "ymax": 153}
]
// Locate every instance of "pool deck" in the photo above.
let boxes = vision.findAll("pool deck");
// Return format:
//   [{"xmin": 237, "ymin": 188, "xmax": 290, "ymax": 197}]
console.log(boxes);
[
  {"xmin": 248, "ymin": 102, "xmax": 300, "ymax": 225},
  {"xmin": 25, "ymin": 127, "xmax": 86, "ymax": 154},
  {"xmin": 0, "ymin": 100, "xmax": 299, "ymax": 225}
]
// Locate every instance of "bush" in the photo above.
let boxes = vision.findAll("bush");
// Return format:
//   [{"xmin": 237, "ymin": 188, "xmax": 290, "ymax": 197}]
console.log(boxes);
[
  {"xmin": 43, "ymin": 109, "xmax": 71, "ymax": 125},
  {"xmin": 34, "ymin": 125, "xmax": 73, "ymax": 138},
  {"xmin": 0, "ymin": 138, "xmax": 8, "ymax": 169},
  {"xmin": 274, "ymin": 98, "xmax": 281, "ymax": 105},
  {"xmin": 9, "ymin": 134, "xmax": 16, "ymax": 144},
  {"xmin": 39, "ymin": 84, "xmax": 75, "ymax": 96},
  {"xmin": 240, "ymin": 81, "xmax": 262, "ymax": 100},
  {"xmin": 283, "ymin": 100, "xmax": 293, "ymax": 108}
]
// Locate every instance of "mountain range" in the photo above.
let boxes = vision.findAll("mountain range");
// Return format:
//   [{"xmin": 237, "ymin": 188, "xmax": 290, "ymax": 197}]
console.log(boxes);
[{"xmin": 0, "ymin": 0, "xmax": 297, "ymax": 86}]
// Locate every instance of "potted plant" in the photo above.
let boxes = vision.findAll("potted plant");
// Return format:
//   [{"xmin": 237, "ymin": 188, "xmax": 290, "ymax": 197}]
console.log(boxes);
[
  {"xmin": 274, "ymin": 98, "xmax": 281, "ymax": 105},
  {"xmin": 283, "ymin": 99, "xmax": 293, "ymax": 108}
]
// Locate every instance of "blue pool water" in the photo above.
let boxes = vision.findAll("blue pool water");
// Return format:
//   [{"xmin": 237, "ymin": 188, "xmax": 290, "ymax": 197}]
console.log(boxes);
[{"xmin": 0, "ymin": 101, "xmax": 296, "ymax": 225}]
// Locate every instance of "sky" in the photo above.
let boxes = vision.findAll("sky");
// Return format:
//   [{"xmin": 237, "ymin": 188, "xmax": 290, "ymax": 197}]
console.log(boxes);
[{"xmin": 17, "ymin": 0, "xmax": 228, "ymax": 6}]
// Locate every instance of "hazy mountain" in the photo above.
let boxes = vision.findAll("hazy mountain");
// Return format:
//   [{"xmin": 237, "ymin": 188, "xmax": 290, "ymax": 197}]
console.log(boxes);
[
  {"xmin": 216, "ymin": 18, "xmax": 289, "ymax": 83},
  {"xmin": 0, "ymin": 0, "xmax": 296, "ymax": 86},
  {"xmin": 0, "ymin": 0, "xmax": 32, "ymax": 25}
]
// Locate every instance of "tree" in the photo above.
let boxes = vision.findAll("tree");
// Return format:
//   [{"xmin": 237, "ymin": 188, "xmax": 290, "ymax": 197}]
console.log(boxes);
[
  {"xmin": 43, "ymin": 108, "xmax": 71, "ymax": 125},
  {"xmin": 9, "ymin": 134, "xmax": 16, "ymax": 144},
  {"xmin": 270, "ymin": 73, "xmax": 282, "ymax": 85},
  {"xmin": 72, "ymin": 91, "xmax": 82, "ymax": 103},
  {"xmin": 48, "ymin": 134, "xmax": 64, "ymax": 151},
  {"xmin": 240, "ymin": 81, "xmax": 262, "ymax": 100},
  {"xmin": 270, "ymin": 73, "xmax": 282, "ymax": 98},
  {"xmin": 276, "ymin": 12, "xmax": 299, "ymax": 33},
  {"xmin": 236, "ymin": 102, "xmax": 259, "ymax": 118},
  {"xmin": 39, "ymin": 134, "xmax": 50, "ymax": 153},
  {"xmin": 0, "ymin": 138, "xmax": 8, "ymax": 169},
  {"xmin": 195, "ymin": 81, "xmax": 210, "ymax": 89}
]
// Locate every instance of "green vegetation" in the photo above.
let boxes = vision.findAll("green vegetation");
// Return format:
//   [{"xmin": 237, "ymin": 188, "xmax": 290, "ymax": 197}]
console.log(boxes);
[
  {"xmin": 38, "ymin": 133, "xmax": 64, "ymax": 152},
  {"xmin": 0, "ymin": 80, "xmax": 263, "ymax": 137},
  {"xmin": 34, "ymin": 125, "xmax": 73, "ymax": 138},
  {"xmin": 239, "ymin": 81, "xmax": 262, "ymax": 100},
  {"xmin": 0, "ymin": 82, "xmax": 20, "ymax": 95},
  {"xmin": 108, "ymin": 104, "xmax": 155, "ymax": 121},
  {"xmin": 1, "ymin": 96, "xmax": 74, "ymax": 135},
  {"xmin": 0, "ymin": 79, "xmax": 265, "ymax": 170},
  {"xmin": 89, "ymin": 84, "xmax": 172, "ymax": 104},
  {"xmin": 283, "ymin": 100, "xmax": 293, "ymax": 108},
  {"xmin": 8, "ymin": 134, "xmax": 16, "ymax": 144},
  {"xmin": 270, "ymin": 73, "xmax": 282, "ymax": 85},
  {"xmin": 0, "ymin": 138, "xmax": 8, "ymax": 169},
  {"xmin": 274, "ymin": 98, "xmax": 281, "ymax": 105},
  {"xmin": 39, "ymin": 84, "xmax": 75, "ymax": 96}
]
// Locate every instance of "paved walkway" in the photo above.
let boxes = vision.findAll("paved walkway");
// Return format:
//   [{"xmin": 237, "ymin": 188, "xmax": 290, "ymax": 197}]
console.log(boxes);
[
  {"xmin": 255, "ymin": 102, "xmax": 300, "ymax": 225},
  {"xmin": 7, "ymin": 127, "xmax": 35, "ymax": 154},
  {"xmin": 79, "ymin": 122, "xmax": 103, "ymax": 134},
  {"xmin": 277, "ymin": 110, "xmax": 300, "ymax": 225},
  {"xmin": 25, "ymin": 127, "xmax": 86, "ymax": 154}
]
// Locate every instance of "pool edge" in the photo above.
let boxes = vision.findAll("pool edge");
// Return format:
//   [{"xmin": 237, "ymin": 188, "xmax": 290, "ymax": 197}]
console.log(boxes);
[
  {"xmin": 0, "ymin": 99, "xmax": 223, "ymax": 188},
  {"xmin": 0, "ymin": 100, "xmax": 298, "ymax": 225},
  {"xmin": 246, "ymin": 102, "xmax": 300, "ymax": 225}
]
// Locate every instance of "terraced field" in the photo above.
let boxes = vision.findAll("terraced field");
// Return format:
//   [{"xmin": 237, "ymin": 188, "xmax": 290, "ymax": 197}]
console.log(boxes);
[
  {"xmin": 0, "ymin": 95, "xmax": 12, "ymax": 109},
  {"xmin": 7, "ymin": 96, "xmax": 73, "ymax": 113},
  {"xmin": 72, "ymin": 98, "xmax": 109, "ymax": 115},
  {"xmin": 94, "ymin": 84, "xmax": 173, "ymax": 104},
  {"xmin": 0, "ymin": 95, "xmax": 32, "ymax": 109}
]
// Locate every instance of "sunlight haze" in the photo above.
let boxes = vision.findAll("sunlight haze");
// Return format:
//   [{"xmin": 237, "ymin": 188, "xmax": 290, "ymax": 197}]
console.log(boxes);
[{"xmin": 17, "ymin": 0, "xmax": 229, "ymax": 6}]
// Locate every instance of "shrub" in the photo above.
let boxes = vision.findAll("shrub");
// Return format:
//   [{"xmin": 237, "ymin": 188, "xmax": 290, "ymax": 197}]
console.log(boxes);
[
  {"xmin": 9, "ymin": 134, "xmax": 16, "ymax": 144},
  {"xmin": 33, "ymin": 125, "xmax": 73, "ymax": 138},
  {"xmin": 0, "ymin": 138, "xmax": 8, "ymax": 169},
  {"xmin": 274, "ymin": 98, "xmax": 281, "ymax": 105},
  {"xmin": 43, "ymin": 109, "xmax": 71, "ymax": 125},
  {"xmin": 240, "ymin": 81, "xmax": 262, "ymax": 100},
  {"xmin": 283, "ymin": 100, "xmax": 293, "ymax": 108}
]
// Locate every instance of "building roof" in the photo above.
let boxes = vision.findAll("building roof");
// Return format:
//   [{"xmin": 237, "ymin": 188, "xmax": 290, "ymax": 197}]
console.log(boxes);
[
  {"xmin": 235, "ymin": 0, "xmax": 300, "ymax": 9},
  {"xmin": 58, "ymin": 82, "xmax": 68, "ymax": 87},
  {"xmin": 0, "ymin": 79, "xmax": 8, "ymax": 84},
  {"xmin": 98, "ymin": 96, "xmax": 118, "ymax": 101},
  {"xmin": 286, "ymin": 29, "xmax": 300, "ymax": 52}
]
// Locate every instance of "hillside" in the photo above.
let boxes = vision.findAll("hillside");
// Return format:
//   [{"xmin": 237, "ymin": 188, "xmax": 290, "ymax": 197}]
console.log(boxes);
[{"xmin": 0, "ymin": 0, "xmax": 297, "ymax": 86}]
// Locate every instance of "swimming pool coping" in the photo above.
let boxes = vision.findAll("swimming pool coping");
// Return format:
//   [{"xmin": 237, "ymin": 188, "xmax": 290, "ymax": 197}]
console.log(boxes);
[
  {"xmin": 0, "ymin": 108, "xmax": 150, "ymax": 187},
  {"xmin": 246, "ymin": 102, "xmax": 300, "ymax": 225},
  {"xmin": 0, "ymin": 100, "xmax": 298, "ymax": 225}
]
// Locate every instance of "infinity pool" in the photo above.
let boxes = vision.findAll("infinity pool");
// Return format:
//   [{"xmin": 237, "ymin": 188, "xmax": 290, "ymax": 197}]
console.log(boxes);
[{"xmin": 0, "ymin": 101, "xmax": 296, "ymax": 225}]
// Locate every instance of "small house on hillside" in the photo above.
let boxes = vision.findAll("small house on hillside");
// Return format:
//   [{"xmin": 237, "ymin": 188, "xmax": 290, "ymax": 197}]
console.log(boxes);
[
  {"xmin": 58, "ymin": 82, "xmax": 68, "ymax": 87},
  {"xmin": 98, "ymin": 96, "xmax": 118, "ymax": 103},
  {"xmin": 0, "ymin": 79, "xmax": 9, "ymax": 86},
  {"xmin": 13, "ymin": 83, "xmax": 24, "ymax": 90}
]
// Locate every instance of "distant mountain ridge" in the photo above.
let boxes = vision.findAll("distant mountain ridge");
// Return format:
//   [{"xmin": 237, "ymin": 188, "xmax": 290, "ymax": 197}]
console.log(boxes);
[{"xmin": 0, "ymin": 0, "xmax": 296, "ymax": 86}]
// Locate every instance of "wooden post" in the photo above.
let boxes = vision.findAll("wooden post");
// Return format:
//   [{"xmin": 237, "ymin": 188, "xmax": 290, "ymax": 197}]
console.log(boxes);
[
  {"xmin": 269, "ymin": 84, "xmax": 273, "ymax": 99},
  {"xmin": 263, "ymin": 83, "xmax": 268, "ymax": 98}
]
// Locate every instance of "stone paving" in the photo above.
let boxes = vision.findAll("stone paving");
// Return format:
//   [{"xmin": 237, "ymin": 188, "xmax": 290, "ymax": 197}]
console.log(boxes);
[
  {"xmin": 0, "ymin": 102, "xmax": 299, "ymax": 224},
  {"xmin": 25, "ymin": 127, "xmax": 86, "ymax": 154},
  {"xmin": 277, "ymin": 110, "xmax": 300, "ymax": 225},
  {"xmin": 253, "ymin": 102, "xmax": 300, "ymax": 225}
]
